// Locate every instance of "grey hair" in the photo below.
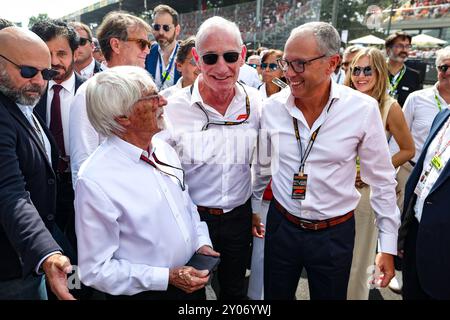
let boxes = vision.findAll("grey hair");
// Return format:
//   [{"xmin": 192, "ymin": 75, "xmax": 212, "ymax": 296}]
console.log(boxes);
[
  {"xmin": 86, "ymin": 66, "xmax": 157, "ymax": 137},
  {"xmin": 290, "ymin": 22, "xmax": 340, "ymax": 56},
  {"xmin": 435, "ymin": 48, "xmax": 450, "ymax": 67},
  {"xmin": 247, "ymin": 55, "xmax": 261, "ymax": 63},
  {"xmin": 195, "ymin": 16, "xmax": 242, "ymax": 53},
  {"xmin": 343, "ymin": 45, "xmax": 363, "ymax": 57}
]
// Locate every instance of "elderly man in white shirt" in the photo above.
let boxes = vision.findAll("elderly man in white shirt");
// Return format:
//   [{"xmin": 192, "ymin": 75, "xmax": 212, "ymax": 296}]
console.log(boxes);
[
  {"xmin": 75, "ymin": 66, "xmax": 218, "ymax": 299},
  {"xmin": 164, "ymin": 16, "xmax": 263, "ymax": 300},
  {"xmin": 252, "ymin": 22, "xmax": 400, "ymax": 300}
]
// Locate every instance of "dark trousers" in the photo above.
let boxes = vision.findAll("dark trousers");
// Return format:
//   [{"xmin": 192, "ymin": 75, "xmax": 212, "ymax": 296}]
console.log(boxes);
[
  {"xmin": 402, "ymin": 217, "xmax": 433, "ymax": 300},
  {"xmin": 198, "ymin": 199, "xmax": 252, "ymax": 300},
  {"xmin": 105, "ymin": 286, "xmax": 205, "ymax": 300},
  {"xmin": 264, "ymin": 200, "xmax": 355, "ymax": 300},
  {"xmin": 0, "ymin": 274, "xmax": 46, "ymax": 300}
]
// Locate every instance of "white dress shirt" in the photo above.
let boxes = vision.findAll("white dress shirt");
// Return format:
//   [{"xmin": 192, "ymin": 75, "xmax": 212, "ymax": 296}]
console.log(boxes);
[
  {"xmin": 74, "ymin": 135, "xmax": 212, "ymax": 296},
  {"xmin": 155, "ymin": 44, "xmax": 178, "ymax": 90},
  {"xmin": 160, "ymin": 77, "xmax": 184, "ymax": 99},
  {"xmin": 258, "ymin": 83, "xmax": 268, "ymax": 100},
  {"xmin": 164, "ymin": 79, "xmax": 262, "ymax": 212},
  {"xmin": 414, "ymin": 113, "xmax": 450, "ymax": 222},
  {"xmin": 252, "ymin": 81, "xmax": 400, "ymax": 255},
  {"xmin": 46, "ymin": 73, "xmax": 76, "ymax": 156},
  {"xmin": 79, "ymin": 58, "xmax": 96, "ymax": 79},
  {"xmin": 69, "ymin": 78, "xmax": 106, "ymax": 185},
  {"xmin": 239, "ymin": 63, "xmax": 262, "ymax": 89},
  {"xmin": 331, "ymin": 68, "xmax": 345, "ymax": 85},
  {"xmin": 389, "ymin": 83, "xmax": 446, "ymax": 163}
]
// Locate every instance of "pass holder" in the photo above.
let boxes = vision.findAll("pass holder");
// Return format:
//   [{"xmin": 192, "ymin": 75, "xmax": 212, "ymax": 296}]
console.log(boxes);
[
  {"xmin": 414, "ymin": 167, "xmax": 431, "ymax": 197},
  {"xmin": 431, "ymin": 155, "xmax": 443, "ymax": 170},
  {"xmin": 292, "ymin": 172, "xmax": 308, "ymax": 200}
]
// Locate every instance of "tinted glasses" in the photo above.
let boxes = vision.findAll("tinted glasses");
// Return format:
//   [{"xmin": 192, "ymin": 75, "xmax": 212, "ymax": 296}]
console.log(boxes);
[
  {"xmin": 247, "ymin": 63, "xmax": 260, "ymax": 69},
  {"xmin": 79, "ymin": 37, "xmax": 92, "ymax": 46},
  {"xmin": 438, "ymin": 64, "xmax": 449, "ymax": 73},
  {"xmin": 201, "ymin": 52, "xmax": 240, "ymax": 65},
  {"xmin": 277, "ymin": 54, "xmax": 326, "ymax": 73},
  {"xmin": 152, "ymin": 24, "xmax": 173, "ymax": 32},
  {"xmin": 127, "ymin": 38, "xmax": 152, "ymax": 50},
  {"xmin": 351, "ymin": 66, "xmax": 373, "ymax": 77},
  {"xmin": 0, "ymin": 54, "xmax": 58, "ymax": 80},
  {"xmin": 261, "ymin": 62, "xmax": 278, "ymax": 71}
]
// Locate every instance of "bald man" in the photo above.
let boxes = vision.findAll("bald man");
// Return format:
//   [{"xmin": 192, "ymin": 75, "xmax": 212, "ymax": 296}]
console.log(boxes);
[{"xmin": 0, "ymin": 27, "xmax": 74, "ymax": 300}]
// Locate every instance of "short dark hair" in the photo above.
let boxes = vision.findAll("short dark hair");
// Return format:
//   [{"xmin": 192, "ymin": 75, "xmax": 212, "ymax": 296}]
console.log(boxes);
[
  {"xmin": 0, "ymin": 18, "xmax": 14, "ymax": 30},
  {"xmin": 69, "ymin": 21, "xmax": 93, "ymax": 40},
  {"xmin": 31, "ymin": 19, "xmax": 79, "ymax": 53},
  {"xmin": 152, "ymin": 4, "xmax": 179, "ymax": 26},
  {"xmin": 385, "ymin": 31, "xmax": 412, "ymax": 48},
  {"xmin": 176, "ymin": 36, "xmax": 195, "ymax": 63}
]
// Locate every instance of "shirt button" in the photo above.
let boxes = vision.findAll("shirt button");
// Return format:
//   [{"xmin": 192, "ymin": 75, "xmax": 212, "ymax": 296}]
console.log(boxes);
[
  {"xmin": 47, "ymin": 214, "xmax": 54, "ymax": 221},
  {"xmin": 48, "ymin": 178, "xmax": 55, "ymax": 185}
]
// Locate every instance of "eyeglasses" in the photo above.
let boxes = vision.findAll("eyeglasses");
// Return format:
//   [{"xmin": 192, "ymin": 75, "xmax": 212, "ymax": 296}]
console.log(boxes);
[
  {"xmin": 437, "ymin": 64, "xmax": 449, "ymax": 73},
  {"xmin": 152, "ymin": 24, "xmax": 174, "ymax": 32},
  {"xmin": 138, "ymin": 94, "xmax": 163, "ymax": 104},
  {"xmin": 126, "ymin": 38, "xmax": 152, "ymax": 50},
  {"xmin": 277, "ymin": 54, "xmax": 326, "ymax": 73},
  {"xmin": 261, "ymin": 62, "xmax": 278, "ymax": 71},
  {"xmin": 0, "ymin": 54, "xmax": 58, "ymax": 80},
  {"xmin": 351, "ymin": 66, "xmax": 373, "ymax": 77},
  {"xmin": 391, "ymin": 44, "xmax": 412, "ymax": 50},
  {"xmin": 201, "ymin": 52, "xmax": 240, "ymax": 65},
  {"xmin": 79, "ymin": 37, "xmax": 92, "ymax": 46},
  {"xmin": 247, "ymin": 63, "xmax": 260, "ymax": 69}
]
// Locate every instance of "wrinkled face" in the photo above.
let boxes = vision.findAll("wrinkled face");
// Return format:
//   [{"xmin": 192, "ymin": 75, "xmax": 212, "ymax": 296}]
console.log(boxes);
[
  {"xmin": 152, "ymin": 12, "xmax": 179, "ymax": 49},
  {"xmin": 46, "ymin": 36, "xmax": 74, "ymax": 83},
  {"xmin": 261, "ymin": 53, "xmax": 283, "ymax": 84},
  {"xmin": 193, "ymin": 29, "xmax": 245, "ymax": 93},
  {"xmin": 128, "ymin": 91, "xmax": 168, "ymax": 137},
  {"xmin": 0, "ymin": 46, "xmax": 50, "ymax": 105},
  {"xmin": 437, "ymin": 58, "xmax": 450, "ymax": 84},
  {"xmin": 121, "ymin": 27, "xmax": 151, "ymax": 68},
  {"xmin": 387, "ymin": 38, "xmax": 411, "ymax": 63},
  {"xmin": 176, "ymin": 50, "xmax": 200, "ymax": 87},
  {"xmin": 74, "ymin": 27, "xmax": 93, "ymax": 65},
  {"xmin": 350, "ymin": 55, "xmax": 377, "ymax": 96}
]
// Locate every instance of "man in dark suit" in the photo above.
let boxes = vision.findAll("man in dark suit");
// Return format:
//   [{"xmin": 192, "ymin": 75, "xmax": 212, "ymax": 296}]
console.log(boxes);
[
  {"xmin": 0, "ymin": 27, "xmax": 73, "ymax": 300},
  {"xmin": 385, "ymin": 32, "xmax": 423, "ymax": 107},
  {"xmin": 31, "ymin": 20, "xmax": 85, "ymax": 257},
  {"xmin": 399, "ymin": 107, "xmax": 450, "ymax": 300}
]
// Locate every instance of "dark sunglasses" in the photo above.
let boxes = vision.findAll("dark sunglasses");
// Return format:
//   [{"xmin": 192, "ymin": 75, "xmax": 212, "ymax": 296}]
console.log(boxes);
[
  {"xmin": 438, "ymin": 64, "xmax": 449, "ymax": 73},
  {"xmin": 261, "ymin": 62, "xmax": 278, "ymax": 71},
  {"xmin": 79, "ymin": 37, "xmax": 92, "ymax": 46},
  {"xmin": 126, "ymin": 38, "xmax": 152, "ymax": 50},
  {"xmin": 152, "ymin": 24, "xmax": 173, "ymax": 32},
  {"xmin": 247, "ymin": 63, "xmax": 260, "ymax": 69},
  {"xmin": 0, "ymin": 54, "xmax": 58, "ymax": 80},
  {"xmin": 201, "ymin": 52, "xmax": 240, "ymax": 65},
  {"xmin": 352, "ymin": 66, "xmax": 373, "ymax": 77}
]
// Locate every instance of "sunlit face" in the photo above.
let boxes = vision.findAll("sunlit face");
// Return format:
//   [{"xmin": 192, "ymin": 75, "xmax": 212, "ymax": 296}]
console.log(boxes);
[
  {"xmin": 46, "ymin": 36, "xmax": 74, "ymax": 83},
  {"xmin": 74, "ymin": 27, "xmax": 93, "ymax": 65},
  {"xmin": 121, "ymin": 27, "xmax": 151, "ymax": 68},
  {"xmin": 350, "ymin": 55, "xmax": 377, "ymax": 96},
  {"xmin": 387, "ymin": 38, "xmax": 411, "ymax": 63},
  {"xmin": 152, "ymin": 12, "xmax": 179, "ymax": 49},
  {"xmin": 437, "ymin": 58, "xmax": 450, "ymax": 85},
  {"xmin": 176, "ymin": 51, "xmax": 200, "ymax": 87},
  {"xmin": 261, "ymin": 53, "xmax": 283, "ymax": 84},
  {"xmin": 128, "ymin": 91, "xmax": 168, "ymax": 137}
]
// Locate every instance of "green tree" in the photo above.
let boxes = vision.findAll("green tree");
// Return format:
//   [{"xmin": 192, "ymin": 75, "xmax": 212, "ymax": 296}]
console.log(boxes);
[{"xmin": 28, "ymin": 13, "xmax": 50, "ymax": 29}]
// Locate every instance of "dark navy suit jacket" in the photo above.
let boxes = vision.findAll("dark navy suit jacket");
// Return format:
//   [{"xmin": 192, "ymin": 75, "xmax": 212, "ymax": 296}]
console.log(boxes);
[
  {"xmin": 399, "ymin": 108, "xmax": 450, "ymax": 299},
  {"xmin": 145, "ymin": 43, "xmax": 181, "ymax": 86}
]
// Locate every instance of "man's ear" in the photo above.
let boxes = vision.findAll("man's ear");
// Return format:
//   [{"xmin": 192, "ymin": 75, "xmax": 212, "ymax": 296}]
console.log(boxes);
[
  {"xmin": 326, "ymin": 54, "xmax": 340, "ymax": 76},
  {"xmin": 240, "ymin": 45, "xmax": 247, "ymax": 67},
  {"xmin": 175, "ymin": 24, "xmax": 181, "ymax": 38},
  {"xmin": 115, "ymin": 115, "xmax": 130, "ymax": 127},
  {"xmin": 110, "ymin": 38, "xmax": 121, "ymax": 55}
]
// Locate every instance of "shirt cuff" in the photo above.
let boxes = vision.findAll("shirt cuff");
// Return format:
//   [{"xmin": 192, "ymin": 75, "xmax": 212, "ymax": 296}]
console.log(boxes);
[
  {"xmin": 251, "ymin": 197, "xmax": 262, "ymax": 214},
  {"xmin": 148, "ymin": 266, "xmax": 170, "ymax": 291},
  {"xmin": 196, "ymin": 237, "xmax": 213, "ymax": 251},
  {"xmin": 36, "ymin": 251, "xmax": 62, "ymax": 275},
  {"xmin": 377, "ymin": 232, "xmax": 398, "ymax": 256}
]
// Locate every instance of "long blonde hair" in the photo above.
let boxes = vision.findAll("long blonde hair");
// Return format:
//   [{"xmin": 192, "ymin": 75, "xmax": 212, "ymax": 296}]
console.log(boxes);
[{"xmin": 344, "ymin": 47, "xmax": 389, "ymax": 115}]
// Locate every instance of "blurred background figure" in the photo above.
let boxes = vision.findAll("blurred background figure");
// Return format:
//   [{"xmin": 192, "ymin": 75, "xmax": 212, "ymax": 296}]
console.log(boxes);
[
  {"xmin": 247, "ymin": 54, "xmax": 262, "ymax": 79},
  {"xmin": 92, "ymin": 37, "xmax": 106, "ymax": 65},
  {"xmin": 258, "ymin": 49, "xmax": 286, "ymax": 99}
]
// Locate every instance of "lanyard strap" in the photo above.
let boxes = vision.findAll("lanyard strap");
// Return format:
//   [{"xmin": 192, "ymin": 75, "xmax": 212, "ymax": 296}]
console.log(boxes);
[
  {"xmin": 434, "ymin": 93, "xmax": 443, "ymax": 112},
  {"xmin": 140, "ymin": 150, "xmax": 186, "ymax": 190},
  {"xmin": 292, "ymin": 98, "xmax": 336, "ymax": 174},
  {"xmin": 388, "ymin": 65, "xmax": 406, "ymax": 96},
  {"xmin": 433, "ymin": 116, "xmax": 450, "ymax": 158},
  {"xmin": 158, "ymin": 43, "xmax": 179, "ymax": 87}
]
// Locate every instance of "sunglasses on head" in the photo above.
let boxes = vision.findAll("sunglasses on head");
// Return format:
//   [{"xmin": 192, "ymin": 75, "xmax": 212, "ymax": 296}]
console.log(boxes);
[
  {"xmin": 79, "ymin": 37, "xmax": 92, "ymax": 46},
  {"xmin": 247, "ymin": 63, "xmax": 260, "ymax": 69},
  {"xmin": 352, "ymin": 66, "xmax": 373, "ymax": 77},
  {"xmin": 438, "ymin": 64, "xmax": 449, "ymax": 73},
  {"xmin": 261, "ymin": 62, "xmax": 278, "ymax": 71},
  {"xmin": 152, "ymin": 24, "xmax": 173, "ymax": 32},
  {"xmin": 126, "ymin": 38, "xmax": 152, "ymax": 50},
  {"xmin": 201, "ymin": 52, "xmax": 240, "ymax": 65},
  {"xmin": 0, "ymin": 54, "xmax": 58, "ymax": 80}
]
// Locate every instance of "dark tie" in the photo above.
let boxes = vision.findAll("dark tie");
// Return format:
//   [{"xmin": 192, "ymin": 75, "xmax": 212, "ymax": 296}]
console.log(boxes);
[{"xmin": 50, "ymin": 84, "xmax": 67, "ymax": 173}]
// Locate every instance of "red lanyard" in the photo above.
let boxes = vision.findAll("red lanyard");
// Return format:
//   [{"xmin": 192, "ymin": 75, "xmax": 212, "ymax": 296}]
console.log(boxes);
[{"xmin": 140, "ymin": 151, "xmax": 186, "ymax": 191}]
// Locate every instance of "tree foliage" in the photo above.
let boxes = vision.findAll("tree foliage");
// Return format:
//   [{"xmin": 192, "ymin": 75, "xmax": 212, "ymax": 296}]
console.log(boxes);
[{"xmin": 28, "ymin": 13, "xmax": 50, "ymax": 29}]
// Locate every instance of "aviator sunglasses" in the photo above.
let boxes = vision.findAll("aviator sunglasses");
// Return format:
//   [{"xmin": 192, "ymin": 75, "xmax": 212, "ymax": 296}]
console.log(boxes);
[
  {"xmin": 79, "ymin": 37, "xmax": 92, "ymax": 46},
  {"xmin": 126, "ymin": 38, "xmax": 152, "ymax": 50},
  {"xmin": 201, "ymin": 51, "xmax": 240, "ymax": 65},
  {"xmin": 261, "ymin": 62, "xmax": 278, "ymax": 71},
  {"xmin": 0, "ymin": 54, "xmax": 58, "ymax": 80},
  {"xmin": 351, "ymin": 66, "xmax": 373, "ymax": 77}
]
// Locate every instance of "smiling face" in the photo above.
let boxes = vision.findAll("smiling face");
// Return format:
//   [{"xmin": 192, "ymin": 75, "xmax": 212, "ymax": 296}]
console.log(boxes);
[{"xmin": 350, "ymin": 55, "xmax": 377, "ymax": 96}]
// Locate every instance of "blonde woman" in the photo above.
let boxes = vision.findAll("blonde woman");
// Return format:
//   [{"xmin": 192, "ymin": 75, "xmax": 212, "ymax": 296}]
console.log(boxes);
[{"xmin": 344, "ymin": 47, "xmax": 415, "ymax": 299}]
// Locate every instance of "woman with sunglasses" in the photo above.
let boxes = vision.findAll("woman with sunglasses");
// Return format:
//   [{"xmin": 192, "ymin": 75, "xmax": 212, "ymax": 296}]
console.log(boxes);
[
  {"xmin": 258, "ymin": 49, "xmax": 286, "ymax": 99},
  {"xmin": 344, "ymin": 47, "xmax": 415, "ymax": 300}
]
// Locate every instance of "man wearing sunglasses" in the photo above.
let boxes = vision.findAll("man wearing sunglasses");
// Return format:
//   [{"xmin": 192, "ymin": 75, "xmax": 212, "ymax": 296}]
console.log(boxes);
[
  {"xmin": 69, "ymin": 22, "xmax": 104, "ymax": 79},
  {"xmin": 145, "ymin": 5, "xmax": 181, "ymax": 91},
  {"xmin": 164, "ymin": 17, "xmax": 263, "ymax": 300},
  {"xmin": 69, "ymin": 12, "xmax": 151, "ymax": 188},
  {"xmin": 253, "ymin": 22, "xmax": 400, "ymax": 300},
  {"xmin": 0, "ymin": 27, "xmax": 74, "ymax": 300}
]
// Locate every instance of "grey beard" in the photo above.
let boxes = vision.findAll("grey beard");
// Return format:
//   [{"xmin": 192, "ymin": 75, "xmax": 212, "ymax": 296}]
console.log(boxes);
[{"xmin": 0, "ymin": 69, "xmax": 43, "ymax": 105}]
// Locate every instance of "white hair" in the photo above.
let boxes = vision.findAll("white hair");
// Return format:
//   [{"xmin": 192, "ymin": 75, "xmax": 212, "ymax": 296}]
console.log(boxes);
[
  {"xmin": 289, "ymin": 22, "xmax": 341, "ymax": 56},
  {"xmin": 436, "ymin": 48, "xmax": 450, "ymax": 67},
  {"xmin": 247, "ymin": 55, "xmax": 261, "ymax": 63},
  {"xmin": 195, "ymin": 16, "xmax": 242, "ymax": 53},
  {"xmin": 86, "ymin": 66, "xmax": 156, "ymax": 137}
]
